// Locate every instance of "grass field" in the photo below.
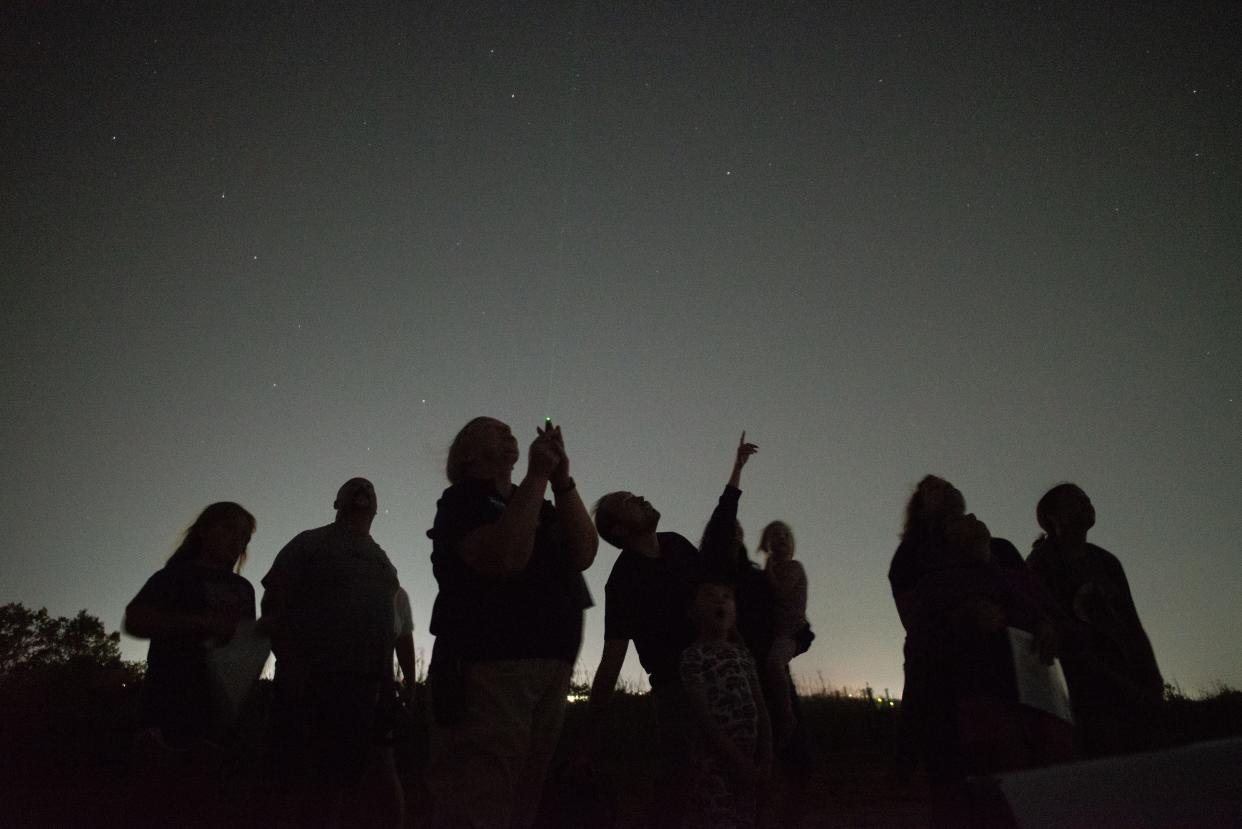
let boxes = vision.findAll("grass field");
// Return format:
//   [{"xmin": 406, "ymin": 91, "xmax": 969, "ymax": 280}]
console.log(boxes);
[{"xmin": 3, "ymin": 677, "xmax": 1240, "ymax": 827}]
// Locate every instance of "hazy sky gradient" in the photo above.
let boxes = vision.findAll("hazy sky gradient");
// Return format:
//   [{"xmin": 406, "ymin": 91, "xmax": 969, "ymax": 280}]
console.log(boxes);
[{"xmin": 3, "ymin": 1, "xmax": 1239, "ymax": 696}]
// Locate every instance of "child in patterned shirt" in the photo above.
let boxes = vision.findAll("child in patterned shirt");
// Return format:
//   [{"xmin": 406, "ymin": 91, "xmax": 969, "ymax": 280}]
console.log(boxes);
[{"xmin": 679, "ymin": 580, "xmax": 772, "ymax": 829}]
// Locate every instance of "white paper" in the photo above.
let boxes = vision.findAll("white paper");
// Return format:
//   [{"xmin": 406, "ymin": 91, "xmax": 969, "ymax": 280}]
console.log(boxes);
[
  {"xmin": 1008, "ymin": 626, "xmax": 1074, "ymax": 724},
  {"xmin": 205, "ymin": 619, "xmax": 271, "ymax": 722}
]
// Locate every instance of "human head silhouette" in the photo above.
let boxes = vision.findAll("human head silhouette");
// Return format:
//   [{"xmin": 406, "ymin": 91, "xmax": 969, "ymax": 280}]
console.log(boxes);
[
  {"xmin": 902, "ymin": 475, "xmax": 966, "ymax": 540},
  {"xmin": 168, "ymin": 501, "xmax": 255, "ymax": 573},
  {"xmin": 334, "ymin": 477, "xmax": 377, "ymax": 521},
  {"xmin": 1037, "ymin": 483, "xmax": 1096, "ymax": 539},
  {"xmin": 446, "ymin": 417, "xmax": 520, "ymax": 484},
  {"xmin": 592, "ymin": 491, "xmax": 660, "ymax": 549},
  {"xmin": 758, "ymin": 520, "xmax": 795, "ymax": 563}
]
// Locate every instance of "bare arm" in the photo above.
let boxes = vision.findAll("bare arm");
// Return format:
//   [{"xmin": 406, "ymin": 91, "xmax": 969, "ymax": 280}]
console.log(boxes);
[
  {"xmin": 544, "ymin": 423, "xmax": 597, "ymax": 571},
  {"xmin": 581, "ymin": 637, "xmax": 629, "ymax": 755},
  {"xmin": 588, "ymin": 637, "xmax": 629, "ymax": 717},
  {"xmin": 727, "ymin": 430, "xmax": 758, "ymax": 489},
  {"xmin": 396, "ymin": 632, "xmax": 416, "ymax": 686},
  {"xmin": 703, "ymin": 433, "xmax": 758, "ymax": 571},
  {"xmin": 458, "ymin": 471, "xmax": 551, "ymax": 578},
  {"xmin": 459, "ymin": 427, "xmax": 563, "ymax": 577}
]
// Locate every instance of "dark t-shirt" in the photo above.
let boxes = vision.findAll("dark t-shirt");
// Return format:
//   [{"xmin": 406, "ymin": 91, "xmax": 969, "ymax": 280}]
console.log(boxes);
[
  {"xmin": 427, "ymin": 478, "xmax": 592, "ymax": 664},
  {"xmin": 603, "ymin": 532, "xmax": 703, "ymax": 688},
  {"xmin": 1026, "ymin": 539, "xmax": 1163, "ymax": 707},
  {"xmin": 131, "ymin": 563, "xmax": 255, "ymax": 744},
  {"xmin": 263, "ymin": 523, "xmax": 400, "ymax": 680}
]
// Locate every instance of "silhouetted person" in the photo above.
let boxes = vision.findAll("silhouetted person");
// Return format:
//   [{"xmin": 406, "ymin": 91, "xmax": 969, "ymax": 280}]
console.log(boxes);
[
  {"xmin": 585, "ymin": 488, "xmax": 706, "ymax": 829},
  {"xmin": 757, "ymin": 520, "xmax": 806, "ymax": 746},
  {"xmin": 698, "ymin": 435, "xmax": 814, "ymax": 825},
  {"xmin": 680, "ymin": 580, "xmax": 772, "ymax": 829},
  {"xmin": 1026, "ymin": 483, "xmax": 1164, "ymax": 757},
  {"xmin": 889, "ymin": 476, "xmax": 967, "ymax": 631},
  {"xmin": 888, "ymin": 475, "xmax": 1030, "ymax": 779},
  {"xmin": 425, "ymin": 417, "xmax": 597, "ymax": 829},
  {"xmin": 698, "ymin": 434, "xmax": 768, "ymax": 660},
  {"xmin": 126, "ymin": 502, "xmax": 257, "ymax": 748},
  {"xmin": 377, "ymin": 585, "xmax": 417, "ymax": 829},
  {"xmin": 123, "ymin": 501, "xmax": 257, "ymax": 827},
  {"xmin": 261, "ymin": 477, "xmax": 402, "ymax": 829},
  {"xmin": 588, "ymin": 432, "xmax": 779, "ymax": 825},
  {"xmin": 393, "ymin": 586, "xmax": 416, "ymax": 704},
  {"xmin": 905, "ymin": 513, "xmax": 1073, "ymax": 826}
]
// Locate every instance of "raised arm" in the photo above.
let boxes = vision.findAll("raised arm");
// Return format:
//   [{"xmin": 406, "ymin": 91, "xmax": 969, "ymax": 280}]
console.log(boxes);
[
  {"xmin": 727, "ymin": 430, "xmax": 758, "ymax": 490},
  {"xmin": 547, "ymin": 424, "xmax": 599, "ymax": 571},
  {"xmin": 701, "ymin": 432, "xmax": 758, "ymax": 571},
  {"xmin": 459, "ymin": 431, "xmax": 562, "ymax": 578}
]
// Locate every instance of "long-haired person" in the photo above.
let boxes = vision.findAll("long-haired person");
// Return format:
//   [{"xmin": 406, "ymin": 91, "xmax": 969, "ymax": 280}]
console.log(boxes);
[
  {"xmin": 888, "ymin": 476, "xmax": 1030, "ymax": 782},
  {"xmin": 125, "ymin": 501, "xmax": 257, "ymax": 750},
  {"xmin": 907, "ymin": 513, "xmax": 1073, "ymax": 826},
  {"xmin": 757, "ymin": 520, "xmax": 807, "ymax": 745},
  {"xmin": 124, "ymin": 502, "xmax": 257, "ymax": 828}
]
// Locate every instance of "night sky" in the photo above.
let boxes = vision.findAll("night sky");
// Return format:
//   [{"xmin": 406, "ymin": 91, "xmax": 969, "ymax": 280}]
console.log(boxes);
[{"xmin": 3, "ymin": 1, "xmax": 1240, "ymax": 698}]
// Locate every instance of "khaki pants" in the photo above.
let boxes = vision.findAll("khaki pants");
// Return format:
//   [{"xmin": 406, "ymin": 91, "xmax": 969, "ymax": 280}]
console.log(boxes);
[{"xmin": 427, "ymin": 658, "xmax": 572, "ymax": 829}]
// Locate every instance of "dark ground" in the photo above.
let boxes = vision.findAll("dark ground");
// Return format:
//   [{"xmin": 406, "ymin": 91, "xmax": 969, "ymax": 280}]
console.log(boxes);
[{"xmin": 3, "ymin": 679, "xmax": 1240, "ymax": 827}]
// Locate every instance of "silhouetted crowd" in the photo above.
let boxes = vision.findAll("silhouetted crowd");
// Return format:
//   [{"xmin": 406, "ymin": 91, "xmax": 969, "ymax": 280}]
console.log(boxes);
[{"xmin": 124, "ymin": 420, "xmax": 1161, "ymax": 828}]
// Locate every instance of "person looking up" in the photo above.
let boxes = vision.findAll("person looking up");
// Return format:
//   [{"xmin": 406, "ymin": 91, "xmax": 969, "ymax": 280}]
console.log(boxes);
[
  {"xmin": 587, "ymin": 486, "xmax": 704, "ymax": 829},
  {"xmin": 1026, "ymin": 483, "xmax": 1163, "ymax": 756},
  {"xmin": 680, "ymin": 580, "xmax": 772, "ymax": 829},
  {"xmin": 261, "ymin": 477, "xmax": 402, "ymax": 829},
  {"xmin": 425, "ymin": 417, "xmax": 597, "ymax": 829}
]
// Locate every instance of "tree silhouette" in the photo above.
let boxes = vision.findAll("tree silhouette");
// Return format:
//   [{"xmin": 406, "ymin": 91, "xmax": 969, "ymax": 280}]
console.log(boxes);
[
  {"xmin": 1, "ymin": 603, "xmax": 143, "ymax": 803},
  {"xmin": 0, "ymin": 603, "xmax": 129, "ymax": 677}
]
